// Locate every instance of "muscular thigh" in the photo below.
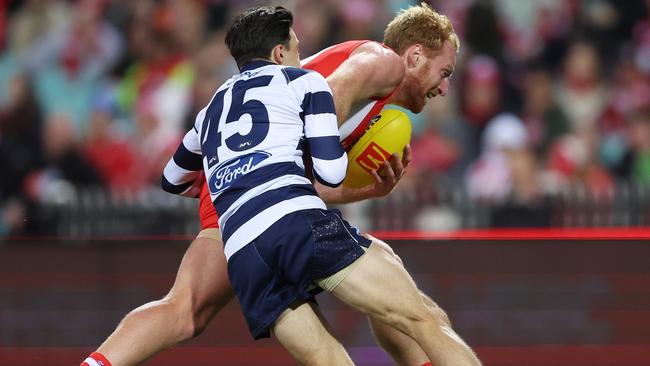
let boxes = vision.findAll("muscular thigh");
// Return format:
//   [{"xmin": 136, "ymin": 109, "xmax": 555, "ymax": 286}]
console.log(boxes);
[
  {"xmin": 168, "ymin": 229, "xmax": 234, "ymax": 311},
  {"xmin": 332, "ymin": 241, "xmax": 422, "ymax": 320}
]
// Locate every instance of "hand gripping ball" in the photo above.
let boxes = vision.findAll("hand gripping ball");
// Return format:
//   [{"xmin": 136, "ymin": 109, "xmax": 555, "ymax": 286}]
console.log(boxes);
[{"xmin": 342, "ymin": 109, "xmax": 412, "ymax": 188}]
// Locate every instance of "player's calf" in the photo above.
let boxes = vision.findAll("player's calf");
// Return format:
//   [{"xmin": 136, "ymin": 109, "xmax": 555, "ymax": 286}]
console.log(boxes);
[{"xmin": 82, "ymin": 234, "xmax": 233, "ymax": 366}]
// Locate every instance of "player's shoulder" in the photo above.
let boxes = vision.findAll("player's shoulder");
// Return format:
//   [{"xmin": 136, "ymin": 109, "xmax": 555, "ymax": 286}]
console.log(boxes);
[
  {"xmin": 280, "ymin": 66, "xmax": 313, "ymax": 81},
  {"xmin": 349, "ymin": 41, "xmax": 400, "ymax": 63},
  {"xmin": 352, "ymin": 40, "xmax": 391, "ymax": 53},
  {"xmin": 280, "ymin": 66, "xmax": 326, "ymax": 85}
]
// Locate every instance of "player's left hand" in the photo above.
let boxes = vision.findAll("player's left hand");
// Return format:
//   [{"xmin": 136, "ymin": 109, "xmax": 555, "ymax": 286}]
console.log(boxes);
[{"xmin": 368, "ymin": 144, "xmax": 412, "ymax": 197}]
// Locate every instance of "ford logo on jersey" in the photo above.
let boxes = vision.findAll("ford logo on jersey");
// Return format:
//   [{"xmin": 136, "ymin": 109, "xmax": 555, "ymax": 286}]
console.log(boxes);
[{"xmin": 208, "ymin": 151, "xmax": 271, "ymax": 195}]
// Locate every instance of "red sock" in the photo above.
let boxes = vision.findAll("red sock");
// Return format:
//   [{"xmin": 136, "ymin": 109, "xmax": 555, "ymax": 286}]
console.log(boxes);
[
  {"xmin": 421, "ymin": 363, "xmax": 432, "ymax": 366},
  {"xmin": 81, "ymin": 352, "xmax": 112, "ymax": 366}
]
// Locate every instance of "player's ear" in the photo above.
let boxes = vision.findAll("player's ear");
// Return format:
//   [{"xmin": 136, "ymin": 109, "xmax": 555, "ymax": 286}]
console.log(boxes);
[
  {"xmin": 271, "ymin": 44, "xmax": 285, "ymax": 65},
  {"xmin": 406, "ymin": 44, "xmax": 423, "ymax": 68}
]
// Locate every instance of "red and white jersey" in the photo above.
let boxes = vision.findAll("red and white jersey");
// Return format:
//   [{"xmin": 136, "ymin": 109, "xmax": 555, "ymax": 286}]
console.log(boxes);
[
  {"xmin": 302, "ymin": 40, "xmax": 396, "ymax": 149},
  {"xmin": 196, "ymin": 40, "xmax": 398, "ymax": 230}
]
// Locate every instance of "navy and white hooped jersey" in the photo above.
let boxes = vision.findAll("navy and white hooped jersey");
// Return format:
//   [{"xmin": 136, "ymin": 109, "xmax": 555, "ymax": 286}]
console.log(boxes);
[{"xmin": 162, "ymin": 60, "xmax": 347, "ymax": 259}]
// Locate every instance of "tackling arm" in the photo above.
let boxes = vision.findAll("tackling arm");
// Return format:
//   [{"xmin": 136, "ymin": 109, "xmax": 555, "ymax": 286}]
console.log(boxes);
[
  {"xmin": 161, "ymin": 111, "xmax": 205, "ymax": 198},
  {"xmin": 300, "ymin": 72, "xmax": 348, "ymax": 187}
]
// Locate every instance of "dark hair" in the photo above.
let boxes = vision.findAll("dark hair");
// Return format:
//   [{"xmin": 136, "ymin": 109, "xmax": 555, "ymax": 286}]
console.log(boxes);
[{"xmin": 225, "ymin": 6, "xmax": 293, "ymax": 68}]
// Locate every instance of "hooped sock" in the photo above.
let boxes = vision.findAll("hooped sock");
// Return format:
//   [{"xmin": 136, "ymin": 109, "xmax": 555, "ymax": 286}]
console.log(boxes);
[{"xmin": 81, "ymin": 352, "xmax": 113, "ymax": 366}]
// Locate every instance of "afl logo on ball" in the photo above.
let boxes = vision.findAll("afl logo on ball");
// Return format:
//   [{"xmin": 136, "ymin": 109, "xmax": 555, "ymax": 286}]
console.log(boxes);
[{"xmin": 355, "ymin": 142, "xmax": 391, "ymax": 173}]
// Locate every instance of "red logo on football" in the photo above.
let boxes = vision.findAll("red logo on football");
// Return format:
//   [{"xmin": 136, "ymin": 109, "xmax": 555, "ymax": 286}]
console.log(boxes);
[{"xmin": 356, "ymin": 142, "xmax": 391, "ymax": 173}]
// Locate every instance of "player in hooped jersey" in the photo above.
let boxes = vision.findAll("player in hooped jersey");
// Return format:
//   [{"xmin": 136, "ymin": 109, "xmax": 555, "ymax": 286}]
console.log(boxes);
[
  {"xmin": 192, "ymin": 40, "xmax": 404, "ymax": 231},
  {"xmin": 82, "ymin": 4, "xmax": 480, "ymax": 366}
]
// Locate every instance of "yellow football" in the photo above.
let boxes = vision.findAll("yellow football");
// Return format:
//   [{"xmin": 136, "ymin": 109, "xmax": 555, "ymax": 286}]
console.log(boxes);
[{"xmin": 343, "ymin": 109, "xmax": 412, "ymax": 188}]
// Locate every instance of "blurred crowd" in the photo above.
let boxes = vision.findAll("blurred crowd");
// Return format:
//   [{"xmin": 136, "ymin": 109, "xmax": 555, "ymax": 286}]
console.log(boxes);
[{"xmin": 1, "ymin": 0, "xmax": 649, "ymax": 235}]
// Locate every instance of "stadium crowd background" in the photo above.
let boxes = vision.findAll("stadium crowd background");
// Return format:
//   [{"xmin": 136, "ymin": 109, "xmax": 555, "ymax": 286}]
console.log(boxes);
[{"xmin": 1, "ymin": 0, "xmax": 650, "ymax": 237}]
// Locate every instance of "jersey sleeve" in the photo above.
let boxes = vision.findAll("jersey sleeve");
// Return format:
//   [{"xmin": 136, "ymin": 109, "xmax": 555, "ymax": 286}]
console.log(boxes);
[
  {"xmin": 291, "ymin": 70, "xmax": 347, "ymax": 187},
  {"xmin": 161, "ymin": 110, "xmax": 205, "ymax": 197}
]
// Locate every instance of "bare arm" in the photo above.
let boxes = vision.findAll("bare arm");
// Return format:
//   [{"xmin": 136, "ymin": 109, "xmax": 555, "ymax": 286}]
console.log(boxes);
[{"xmin": 327, "ymin": 42, "xmax": 404, "ymax": 125}]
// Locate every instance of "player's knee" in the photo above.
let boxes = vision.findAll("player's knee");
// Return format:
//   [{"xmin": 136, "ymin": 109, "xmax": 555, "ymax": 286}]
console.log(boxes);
[
  {"xmin": 189, "ymin": 308, "xmax": 212, "ymax": 337},
  {"xmin": 159, "ymin": 291, "xmax": 205, "ymax": 340},
  {"xmin": 420, "ymin": 294, "xmax": 452, "ymax": 327},
  {"xmin": 430, "ymin": 305, "xmax": 451, "ymax": 328},
  {"xmin": 179, "ymin": 300, "xmax": 212, "ymax": 339},
  {"xmin": 179, "ymin": 294, "xmax": 221, "ymax": 338},
  {"xmin": 392, "ymin": 303, "xmax": 444, "ymax": 338}
]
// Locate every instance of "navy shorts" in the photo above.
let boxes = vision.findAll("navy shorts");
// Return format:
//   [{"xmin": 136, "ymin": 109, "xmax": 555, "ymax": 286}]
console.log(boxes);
[{"xmin": 227, "ymin": 208, "xmax": 371, "ymax": 339}]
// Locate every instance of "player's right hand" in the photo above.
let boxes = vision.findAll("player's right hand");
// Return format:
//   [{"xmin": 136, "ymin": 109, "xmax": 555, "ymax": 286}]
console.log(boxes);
[{"xmin": 368, "ymin": 144, "xmax": 411, "ymax": 197}]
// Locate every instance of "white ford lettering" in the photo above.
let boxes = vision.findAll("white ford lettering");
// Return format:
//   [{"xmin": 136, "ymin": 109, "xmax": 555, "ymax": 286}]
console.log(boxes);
[{"xmin": 209, "ymin": 152, "xmax": 270, "ymax": 195}]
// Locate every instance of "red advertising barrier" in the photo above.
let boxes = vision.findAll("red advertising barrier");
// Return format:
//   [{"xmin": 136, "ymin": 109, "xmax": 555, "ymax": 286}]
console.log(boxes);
[{"xmin": 1, "ymin": 228, "xmax": 649, "ymax": 365}]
